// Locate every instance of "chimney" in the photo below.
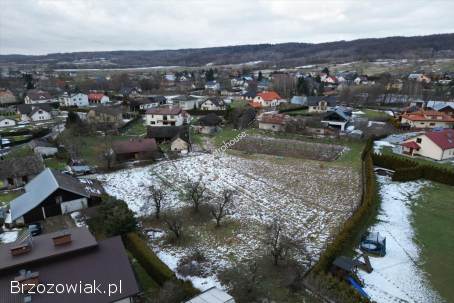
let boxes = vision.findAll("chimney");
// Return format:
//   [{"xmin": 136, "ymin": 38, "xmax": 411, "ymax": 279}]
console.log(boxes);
[
  {"xmin": 10, "ymin": 243, "xmax": 32, "ymax": 256},
  {"xmin": 52, "ymin": 232, "xmax": 72, "ymax": 246},
  {"xmin": 15, "ymin": 270, "xmax": 40, "ymax": 292}
]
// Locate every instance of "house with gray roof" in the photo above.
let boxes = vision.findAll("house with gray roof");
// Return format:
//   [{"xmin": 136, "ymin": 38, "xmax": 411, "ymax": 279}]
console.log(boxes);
[
  {"xmin": 9, "ymin": 168, "xmax": 104, "ymax": 224},
  {"xmin": 307, "ymin": 96, "xmax": 337, "ymax": 113},
  {"xmin": 186, "ymin": 287, "xmax": 235, "ymax": 303},
  {"xmin": 321, "ymin": 108, "xmax": 351, "ymax": 131}
]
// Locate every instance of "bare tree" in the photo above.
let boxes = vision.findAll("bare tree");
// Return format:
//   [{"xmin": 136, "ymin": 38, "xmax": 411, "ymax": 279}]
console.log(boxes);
[
  {"xmin": 149, "ymin": 185, "xmax": 167, "ymax": 219},
  {"xmin": 163, "ymin": 212, "xmax": 183, "ymax": 239},
  {"xmin": 184, "ymin": 178, "xmax": 211, "ymax": 212},
  {"xmin": 265, "ymin": 220, "xmax": 292, "ymax": 266},
  {"xmin": 101, "ymin": 136, "xmax": 114, "ymax": 170},
  {"xmin": 210, "ymin": 189, "xmax": 234, "ymax": 227}
]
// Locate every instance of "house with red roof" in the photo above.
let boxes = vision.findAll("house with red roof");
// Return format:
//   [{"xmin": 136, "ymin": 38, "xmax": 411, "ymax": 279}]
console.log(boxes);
[
  {"xmin": 258, "ymin": 112, "xmax": 290, "ymax": 131},
  {"xmin": 400, "ymin": 110, "xmax": 454, "ymax": 129},
  {"xmin": 88, "ymin": 92, "xmax": 110, "ymax": 104},
  {"xmin": 402, "ymin": 129, "xmax": 454, "ymax": 160},
  {"xmin": 251, "ymin": 91, "xmax": 285, "ymax": 108}
]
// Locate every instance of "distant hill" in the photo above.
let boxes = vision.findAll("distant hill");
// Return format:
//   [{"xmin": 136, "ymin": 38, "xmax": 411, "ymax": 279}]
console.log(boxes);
[{"xmin": 1, "ymin": 33, "xmax": 454, "ymax": 69}]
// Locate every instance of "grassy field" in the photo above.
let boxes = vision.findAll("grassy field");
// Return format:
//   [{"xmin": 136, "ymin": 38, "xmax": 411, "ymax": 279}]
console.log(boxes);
[
  {"xmin": 362, "ymin": 109, "xmax": 390, "ymax": 120},
  {"xmin": 412, "ymin": 182, "xmax": 454, "ymax": 302},
  {"xmin": 0, "ymin": 190, "xmax": 23, "ymax": 206},
  {"xmin": 121, "ymin": 118, "xmax": 147, "ymax": 136},
  {"xmin": 44, "ymin": 158, "xmax": 68, "ymax": 170}
]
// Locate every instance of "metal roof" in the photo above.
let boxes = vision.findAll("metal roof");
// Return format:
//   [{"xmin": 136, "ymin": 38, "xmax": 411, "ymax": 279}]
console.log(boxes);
[{"xmin": 10, "ymin": 169, "xmax": 90, "ymax": 221}]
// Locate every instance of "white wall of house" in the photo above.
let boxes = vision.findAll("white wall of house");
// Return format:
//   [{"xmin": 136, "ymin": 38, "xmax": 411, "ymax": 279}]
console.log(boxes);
[
  {"xmin": 321, "ymin": 120, "xmax": 347, "ymax": 131},
  {"xmin": 404, "ymin": 136, "xmax": 444, "ymax": 160},
  {"xmin": 401, "ymin": 117, "xmax": 454, "ymax": 129},
  {"xmin": 60, "ymin": 198, "xmax": 88, "ymax": 214},
  {"xmin": 253, "ymin": 96, "xmax": 279, "ymax": 107},
  {"xmin": 68, "ymin": 93, "xmax": 89, "ymax": 107},
  {"xmin": 201, "ymin": 100, "xmax": 225, "ymax": 110},
  {"xmin": 145, "ymin": 113, "xmax": 184, "ymax": 126},
  {"xmin": 30, "ymin": 109, "xmax": 52, "ymax": 121},
  {"xmin": 308, "ymin": 101, "xmax": 333, "ymax": 113},
  {"xmin": 0, "ymin": 118, "xmax": 16, "ymax": 127}
]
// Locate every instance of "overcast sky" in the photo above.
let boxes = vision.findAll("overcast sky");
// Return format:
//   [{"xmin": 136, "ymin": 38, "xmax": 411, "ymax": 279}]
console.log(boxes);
[{"xmin": 1, "ymin": 0, "xmax": 453, "ymax": 55}]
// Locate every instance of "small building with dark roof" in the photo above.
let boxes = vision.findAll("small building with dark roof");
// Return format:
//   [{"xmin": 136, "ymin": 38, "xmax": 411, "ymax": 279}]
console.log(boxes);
[
  {"xmin": 111, "ymin": 138, "xmax": 160, "ymax": 161},
  {"xmin": 195, "ymin": 113, "xmax": 222, "ymax": 134},
  {"xmin": 9, "ymin": 168, "xmax": 104, "ymax": 224},
  {"xmin": 0, "ymin": 227, "xmax": 140, "ymax": 303},
  {"xmin": 307, "ymin": 96, "xmax": 337, "ymax": 113},
  {"xmin": 0, "ymin": 155, "xmax": 44, "ymax": 189},
  {"xmin": 147, "ymin": 125, "xmax": 189, "ymax": 143}
]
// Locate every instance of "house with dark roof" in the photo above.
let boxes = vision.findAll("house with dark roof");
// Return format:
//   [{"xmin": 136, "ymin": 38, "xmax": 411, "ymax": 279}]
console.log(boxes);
[
  {"xmin": 24, "ymin": 90, "xmax": 56, "ymax": 104},
  {"xmin": 402, "ymin": 129, "xmax": 454, "ymax": 160},
  {"xmin": 111, "ymin": 138, "xmax": 160, "ymax": 161},
  {"xmin": 145, "ymin": 106, "xmax": 189, "ymax": 127},
  {"xmin": 86, "ymin": 106, "xmax": 124, "ymax": 128},
  {"xmin": 195, "ymin": 113, "xmax": 222, "ymax": 134},
  {"xmin": 17, "ymin": 104, "xmax": 53, "ymax": 122},
  {"xmin": 9, "ymin": 168, "xmax": 104, "ymax": 224},
  {"xmin": 0, "ymin": 155, "xmax": 44, "ymax": 189},
  {"xmin": 0, "ymin": 116, "xmax": 16, "ymax": 128},
  {"xmin": 200, "ymin": 97, "xmax": 226, "ymax": 111},
  {"xmin": 147, "ymin": 125, "xmax": 189, "ymax": 143},
  {"xmin": 0, "ymin": 227, "xmax": 140, "ymax": 303},
  {"xmin": 241, "ymin": 90, "xmax": 257, "ymax": 101},
  {"xmin": 307, "ymin": 96, "xmax": 337, "ymax": 113},
  {"xmin": 321, "ymin": 108, "xmax": 350, "ymax": 131},
  {"xmin": 171, "ymin": 95, "xmax": 200, "ymax": 110}
]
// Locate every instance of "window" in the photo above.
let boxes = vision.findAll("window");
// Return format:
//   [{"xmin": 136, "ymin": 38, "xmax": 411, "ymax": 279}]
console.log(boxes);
[
  {"xmin": 429, "ymin": 123, "xmax": 435, "ymax": 126},
  {"xmin": 55, "ymin": 195, "xmax": 63, "ymax": 203},
  {"xmin": 416, "ymin": 138, "xmax": 422, "ymax": 143},
  {"xmin": 150, "ymin": 121, "xmax": 155, "ymax": 125}
]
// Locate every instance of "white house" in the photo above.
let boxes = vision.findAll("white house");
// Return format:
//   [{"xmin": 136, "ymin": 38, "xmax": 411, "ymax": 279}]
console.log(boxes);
[
  {"xmin": 400, "ymin": 110, "xmax": 454, "ymax": 129},
  {"xmin": 251, "ymin": 91, "xmax": 284, "ymax": 108},
  {"xmin": 205, "ymin": 81, "xmax": 221, "ymax": 91},
  {"xmin": 145, "ymin": 106, "xmax": 189, "ymax": 127},
  {"xmin": 88, "ymin": 93, "xmax": 110, "ymax": 104},
  {"xmin": 62, "ymin": 92, "xmax": 89, "ymax": 107},
  {"xmin": 24, "ymin": 90, "xmax": 56, "ymax": 104},
  {"xmin": 200, "ymin": 98, "xmax": 226, "ymax": 110},
  {"xmin": 402, "ymin": 129, "xmax": 454, "ymax": 160},
  {"xmin": 30, "ymin": 107, "xmax": 52, "ymax": 121},
  {"xmin": 0, "ymin": 117, "xmax": 16, "ymax": 128},
  {"xmin": 307, "ymin": 96, "xmax": 337, "ymax": 113}
]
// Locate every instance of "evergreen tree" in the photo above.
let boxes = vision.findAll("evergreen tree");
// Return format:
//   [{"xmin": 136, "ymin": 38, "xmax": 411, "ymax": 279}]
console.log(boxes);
[
  {"xmin": 257, "ymin": 71, "xmax": 263, "ymax": 82},
  {"xmin": 206, "ymin": 69, "xmax": 215, "ymax": 81}
]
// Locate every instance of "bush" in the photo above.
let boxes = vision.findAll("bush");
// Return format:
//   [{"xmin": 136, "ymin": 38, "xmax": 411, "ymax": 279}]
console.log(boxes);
[{"xmin": 125, "ymin": 232, "xmax": 175, "ymax": 286}]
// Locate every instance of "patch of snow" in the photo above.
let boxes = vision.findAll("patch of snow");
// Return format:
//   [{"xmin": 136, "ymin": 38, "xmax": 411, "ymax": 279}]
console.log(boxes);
[
  {"xmin": 70, "ymin": 211, "xmax": 86, "ymax": 227},
  {"xmin": 0, "ymin": 230, "xmax": 19, "ymax": 243},
  {"xmin": 358, "ymin": 175, "xmax": 443, "ymax": 303},
  {"xmin": 373, "ymin": 140, "xmax": 395, "ymax": 154},
  {"xmin": 352, "ymin": 110, "xmax": 365, "ymax": 115}
]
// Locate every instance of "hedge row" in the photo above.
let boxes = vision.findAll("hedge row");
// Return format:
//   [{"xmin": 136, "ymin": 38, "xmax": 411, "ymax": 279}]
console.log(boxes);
[
  {"xmin": 373, "ymin": 153, "xmax": 454, "ymax": 185},
  {"xmin": 124, "ymin": 232, "xmax": 200, "ymax": 299},
  {"xmin": 124, "ymin": 232, "xmax": 175, "ymax": 286}
]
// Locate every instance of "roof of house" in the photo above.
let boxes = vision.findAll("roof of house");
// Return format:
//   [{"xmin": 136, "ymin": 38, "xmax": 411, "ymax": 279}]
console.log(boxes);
[
  {"xmin": 0, "ymin": 231, "xmax": 139, "ymax": 303},
  {"xmin": 426, "ymin": 101, "xmax": 454, "ymax": 111},
  {"xmin": 26, "ymin": 89, "xmax": 51, "ymax": 101},
  {"xmin": 89, "ymin": 106, "xmax": 123, "ymax": 116},
  {"xmin": 146, "ymin": 106, "xmax": 183, "ymax": 115},
  {"xmin": 30, "ymin": 106, "xmax": 51, "ymax": 116},
  {"xmin": 0, "ymin": 116, "xmax": 15, "ymax": 122},
  {"xmin": 203, "ymin": 97, "xmax": 225, "ymax": 107},
  {"xmin": 256, "ymin": 91, "xmax": 282, "ymax": 101},
  {"xmin": 87, "ymin": 93, "xmax": 106, "ymax": 100},
  {"xmin": 259, "ymin": 113, "xmax": 288, "ymax": 125},
  {"xmin": 242, "ymin": 90, "xmax": 257, "ymax": 98},
  {"xmin": 147, "ymin": 125, "xmax": 189, "ymax": 141},
  {"xmin": 290, "ymin": 96, "xmax": 306, "ymax": 105},
  {"xmin": 186, "ymin": 287, "xmax": 234, "ymax": 303},
  {"xmin": 333, "ymin": 256, "xmax": 354, "ymax": 272},
  {"xmin": 322, "ymin": 108, "xmax": 350, "ymax": 122},
  {"xmin": 0, "ymin": 155, "xmax": 44, "ymax": 180},
  {"xmin": 9, "ymin": 169, "xmax": 94, "ymax": 221},
  {"xmin": 112, "ymin": 138, "xmax": 158, "ymax": 154},
  {"xmin": 424, "ymin": 129, "xmax": 454, "ymax": 150},
  {"xmin": 172, "ymin": 95, "xmax": 198, "ymax": 102},
  {"xmin": 197, "ymin": 113, "xmax": 222, "ymax": 126},
  {"xmin": 401, "ymin": 110, "xmax": 454, "ymax": 122},
  {"xmin": 17, "ymin": 104, "xmax": 52, "ymax": 115},
  {"xmin": 306, "ymin": 96, "xmax": 337, "ymax": 107}
]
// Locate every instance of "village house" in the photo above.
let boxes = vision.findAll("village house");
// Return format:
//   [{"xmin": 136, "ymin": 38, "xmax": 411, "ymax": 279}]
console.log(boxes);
[
  {"xmin": 17, "ymin": 104, "xmax": 53, "ymax": 122},
  {"xmin": 425, "ymin": 101, "xmax": 454, "ymax": 117},
  {"xmin": 0, "ymin": 155, "xmax": 44, "ymax": 189},
  {"xmin": 60, "ymin": 92, "xmax": 89, "ymax": 107},
  {"xmin": 200, "ymin": 97, "xmax": 226, "ymax": 110},
  {"xmin": 9, "ymin": 168, "xmax": 104, "ymax": 224},
  {"xmin": 111, "ymin": 138, "xmax": 160, "ymax": 162},
  {"xmin": 241, "ymin": 90, "xmax": 257, "ymax": 101},
  {"xmin": 28, "ymin": 139, "xmax": 58, "ymax": 157},
  {"xmin": 88, "ymin": 92, "xmax": 110, "ymax": 104},
  {"xmin": 24, "ymin": 89, "xmax": 56, "ymax": 104},
  {"xmin": 400, "ymin": 110, "xmax": 454, "ymax": 129},
  {"xmin": 195, "ymin": 113, "xmax": 222, "ymax": 134},
  {"xmin": 145, "ymin": 106, "xmax": 189, "ymax": 127},
  {"xmin": 307, "ymin": 96, "xmax": 337, "ymax": 113},
  {"xmin": 408, "ymin": 73, "xmax": 431, "ymax": 83},
  {"xmin": 171, "ymin": 135, "xmax": 190, "ymax": 153},
  {"xmin": 86, "ymin": 106, "xmax": 124, "ymax": 128},
  {"xmin": 401, "ymin": 129, "xmax": 454, "ymax": 160},
  {"xmin": 147, "ymin": 125, "xmax": 189, "ymax": 143},
  {"xmin": 321, "ymin": 108, "xmax": 351, "ymax": 131},
  {"xmin": 205, "ymin": 80, "xmax": 221, "ymax": 91},
  {"xmin": 171, "ymin": 95, "xmax": 200, "ymax": 110},
  {"xmin": 258, "ymin": 113, "xmax": 290, "ymax": 132},
  {"xmin": 0, "ymin": 116, "xmax": 16, "ymax": 128},
  {"xmin": 0, "ymin": 88, "xmax": 17, "ymax": 106},
  {"xmin": 0, "ymin": 227, "xmax": 140, "ymax": 303},
  {"xmin": 251, "ymin": 91, "xmax": 285, "ymax": 108}
]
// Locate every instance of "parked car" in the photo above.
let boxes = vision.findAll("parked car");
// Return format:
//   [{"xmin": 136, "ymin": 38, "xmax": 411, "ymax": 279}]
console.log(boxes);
[{"xmin": 28, "ymin": 223, "xmax": 42, "ymax": 236}]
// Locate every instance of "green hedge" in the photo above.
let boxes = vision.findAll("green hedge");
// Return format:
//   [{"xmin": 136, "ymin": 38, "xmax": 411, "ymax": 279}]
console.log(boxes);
[
  {"xmin": 124, "ymin": 232, "xmax": 175, "ymax": 286},
  {"xmin": 373, "ymin": 153, "xmax": 454, "ymax": 185}
]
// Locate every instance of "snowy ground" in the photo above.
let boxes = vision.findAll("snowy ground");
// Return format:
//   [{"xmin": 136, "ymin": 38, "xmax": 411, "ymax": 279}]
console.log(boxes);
[
  {"xmin": 93, "ymin": 153, "xmax": 361, "ymax": 288},
  {"xmin": 358, "ymin": 175, "xmax": 443, "ymax": 303},
  {"xmin": 0, "ymin": 230, "xmax": 19, "ymax": 244}
]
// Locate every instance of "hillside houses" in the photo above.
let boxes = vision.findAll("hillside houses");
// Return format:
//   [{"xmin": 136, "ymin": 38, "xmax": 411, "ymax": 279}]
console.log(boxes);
[{"xmin": 400, "ymin": 110, "xmax": 454, "ymax": 129}]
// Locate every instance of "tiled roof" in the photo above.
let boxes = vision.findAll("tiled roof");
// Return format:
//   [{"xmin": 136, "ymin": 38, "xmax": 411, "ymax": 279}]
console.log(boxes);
[
  {"xmin": 146, "ymin": 106, "xmax": 183, "ymax": 115},
  {"xmin": 259, "ymin": 113, "xmax": 288, "ymax": 125},
  {"xmin": 401, "ymin": 141, "xmax": 420, "ymax": 150},
  {"xmin": 256, "ymin": 91, "xmax": 282, "ymax": 101},
  {"xmin": 112, "ymin": 138, "xmax": 158, "ymax": 154},
  {"xmin": 402, "ymin": 110, "xmax": 454, "ymax": 122},
  {"xmin": 425, "ymin": 129, "xmax": 454, "ymax": 150},
  {"xmin": 88, "ymin": 93, "xmax": 105, "ymax": 100}
]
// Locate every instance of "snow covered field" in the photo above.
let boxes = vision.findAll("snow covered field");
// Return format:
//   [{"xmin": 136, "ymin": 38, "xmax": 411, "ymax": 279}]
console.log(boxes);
[
  {"xmin": 358, "ymin": 175, "xmax": 443, "ymax": 303},
  {"xmin": 93, "ymin": 153, "xmax": 361, "ymax": 288}
]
